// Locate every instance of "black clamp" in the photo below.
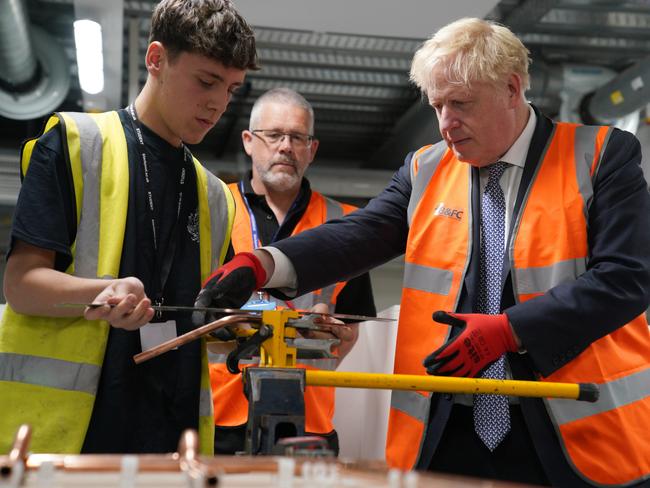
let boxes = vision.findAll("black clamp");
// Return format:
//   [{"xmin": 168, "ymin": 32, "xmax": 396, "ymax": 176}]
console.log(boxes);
[{"xmin": 226, "ymin": 324, "xmax": 273, "ymax": 374}]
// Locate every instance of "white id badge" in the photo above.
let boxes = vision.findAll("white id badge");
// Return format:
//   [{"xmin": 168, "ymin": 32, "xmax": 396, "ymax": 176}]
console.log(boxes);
[{"xmin": 139, "ymin": 320, "xmax": 178, "ymax": 352}]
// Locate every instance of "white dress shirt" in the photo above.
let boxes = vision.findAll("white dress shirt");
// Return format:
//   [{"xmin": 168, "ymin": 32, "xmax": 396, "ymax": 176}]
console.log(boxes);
[{"xmin": 479, "ymin": 104, "xmax": 536, "ymax": 241}]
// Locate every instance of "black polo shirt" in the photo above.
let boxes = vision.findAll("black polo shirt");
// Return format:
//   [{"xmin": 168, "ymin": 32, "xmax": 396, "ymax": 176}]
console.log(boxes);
[{"xmin": 237, "ymin": 173, "xmax": 376, "ymax": 317}]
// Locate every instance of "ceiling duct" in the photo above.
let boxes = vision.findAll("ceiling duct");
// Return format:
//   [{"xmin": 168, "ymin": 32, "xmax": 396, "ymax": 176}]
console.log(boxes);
[
  {"xmin": 581, "ymin": 57, "xmax": 650, "ymax": 127},
  {"xmin": 558, "ymin": 64, "xmax": 641, "ymax": 134},
  {"xmin": 0, "ymin": 0, "xmax": 70, "ymax": 120}
]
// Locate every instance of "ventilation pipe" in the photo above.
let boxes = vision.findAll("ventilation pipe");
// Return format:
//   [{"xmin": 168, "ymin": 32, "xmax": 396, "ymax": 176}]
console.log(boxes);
[
  {"xmin": 581, "ymin": 57, "xmax": 650, "ymax": 127},
  {"xmin": 0, "ymin": 0, "xmax": 70, "ymax": 120},
  {"xmin": 558, "ymin": 64, "xmax": 641, "ymax": 133}
]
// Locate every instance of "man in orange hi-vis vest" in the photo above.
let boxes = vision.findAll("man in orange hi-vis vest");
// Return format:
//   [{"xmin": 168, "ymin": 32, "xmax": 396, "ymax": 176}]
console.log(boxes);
[
  {"xmin": 202, "ymin": 88, "xmax": 376, "ymax": 456},
  {"xmin": 192, "ymin": 19, "xmax": 650, "ymax": 488}
]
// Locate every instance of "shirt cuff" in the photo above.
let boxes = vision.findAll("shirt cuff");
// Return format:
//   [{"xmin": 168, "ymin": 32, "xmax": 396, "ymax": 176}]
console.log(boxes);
[{"xmin": 260, "ymin": 246, "xmax": 298, "ymax": 297}]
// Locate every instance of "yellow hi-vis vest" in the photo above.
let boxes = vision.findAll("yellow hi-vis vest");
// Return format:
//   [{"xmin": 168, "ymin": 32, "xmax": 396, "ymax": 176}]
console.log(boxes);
[
  {"xmin": 0, "ymin": 111, "xmax": 234, "ymax": 455},
  {"xmin": 209, "ymin": 183, "xmax": 354, "ymax": 434},
  {"xmin": 386, "ymin": 123, "xmax": 650, "ymax": 486}
]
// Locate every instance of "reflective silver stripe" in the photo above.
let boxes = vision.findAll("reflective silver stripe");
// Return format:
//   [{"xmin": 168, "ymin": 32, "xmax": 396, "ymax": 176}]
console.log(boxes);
[
  {"xmin": 574, "ymin": 125, "xmax": 612, "ymax": 216},
  {"xmin": 205, "ymin": 172, "xmax": 230, "ymax": 267},
  {"xmin": 546, "ymin": 366, "xmax": 650, "ymax": 425},
  {"xmin": 402, "ymin": 262, "xmax": 452, "ymax": 295},
  {"xmin": 510, "ymin": 125, "xmax": 557, "ymax": 301},
  {"xmin": 207, "ymin": 352, "xmax": 258, "ymax": 365},
  {"xmin": 318, "ymin": 284, "xmax": 336, "ymax": 308},
  {"xmin": 593, "ymin": 127, "xmax": 612, "ymax": 184},
  {"xmin": 277, "ymin": 196, "xmax": 342, "ymax": 312},
  {"xmin": 206, "ymin": 353, "xmax": 335, "ymax": 370},
  {"xmin": 207, "ymin": 352, "xmax": 227, "ymax": 363},
  {"xmin": 407, "ymin": 143, "xmax": 447, "ymax": 226},
  {"xmin": 324, "ymin": 197, "xmax": 344, "ymax": 221},
  {"xmin": 0, "ymin": 352, "xmax": 101, "ymax": 395},
  {"xmin": 297, "ymin": 358, "xmax": 337, "ymax": 370},
  {"xmin": 199, "ymin": 387, "xmax": 212, "ymax": 417},
  {"xmin": 573, "ymin": 125, "xmax": 599, "ymax": 215},
  {"xmin": 515, "ymin": 258, "xmax": 586, "ymax": 295},
  {"xmin": 390, "ymin": 389, "xmax": 430, "ymax": 423},
  {"xmin": 66, "ymin": 112, "xmax": 103, "ymax": 278},
  {"xmin": 285, "ymin": 286, "xmax": 336, "ymax": 312},
  {"xmin": 290, "ymin": 293, "xmax": 318, "ymax": 311}
]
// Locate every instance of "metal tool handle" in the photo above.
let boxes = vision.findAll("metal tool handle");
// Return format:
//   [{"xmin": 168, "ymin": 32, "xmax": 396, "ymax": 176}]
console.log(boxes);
[{"xmin": 305, "ymin": 370, "xmax": 599, "ymax": 402}]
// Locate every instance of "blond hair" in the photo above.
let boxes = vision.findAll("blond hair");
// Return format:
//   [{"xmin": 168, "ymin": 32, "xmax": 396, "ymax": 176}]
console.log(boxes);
[{"xmin": 410, "ymin": 18, "xmax": 530, "ymax": 94}]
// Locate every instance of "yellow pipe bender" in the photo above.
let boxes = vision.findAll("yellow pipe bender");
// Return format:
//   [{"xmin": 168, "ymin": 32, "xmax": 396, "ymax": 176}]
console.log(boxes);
[{"xmin": 134, "ymin": 309, "xmax": 599, "ymax": 402}]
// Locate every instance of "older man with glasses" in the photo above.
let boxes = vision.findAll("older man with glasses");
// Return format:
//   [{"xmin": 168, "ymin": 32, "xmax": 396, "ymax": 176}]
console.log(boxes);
[{"xmin": 204, "ymin": 87, "xmax": 376, "ymax": 456}]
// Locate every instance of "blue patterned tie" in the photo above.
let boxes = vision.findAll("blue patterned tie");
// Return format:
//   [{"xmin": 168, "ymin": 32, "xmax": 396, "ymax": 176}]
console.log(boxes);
[{"xmin": 474, "ymin": 161, "xmax": 510, "ymax": 451}]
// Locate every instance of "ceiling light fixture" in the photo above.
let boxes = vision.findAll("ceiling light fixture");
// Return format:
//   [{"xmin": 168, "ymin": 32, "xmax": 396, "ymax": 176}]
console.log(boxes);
[{"xmin": 73, "ymin": 19, "xmax": 104, "ymax": 95}]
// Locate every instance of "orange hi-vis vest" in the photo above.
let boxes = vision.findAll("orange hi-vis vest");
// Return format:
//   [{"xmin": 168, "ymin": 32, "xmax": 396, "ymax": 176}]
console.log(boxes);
[
  {"xmin": 386, "ymin": 123, "xmax": 650, "ymax": 486},
  {"xmin": 209, "ymin": 182, "xmax": 356, "ymax": 434}
]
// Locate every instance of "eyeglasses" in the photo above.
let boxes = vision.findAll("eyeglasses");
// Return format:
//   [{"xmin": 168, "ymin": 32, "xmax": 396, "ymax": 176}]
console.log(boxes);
[{"xmin": 251, "ymin": 129, "xmax": 314, "ymax": 148}]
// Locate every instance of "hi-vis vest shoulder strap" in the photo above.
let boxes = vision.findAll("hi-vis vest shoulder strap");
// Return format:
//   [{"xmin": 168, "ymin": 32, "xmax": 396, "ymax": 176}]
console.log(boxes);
[
  {"xmin": 210, "ymin": 183, "xmax": 355, "ymax": 434},
  {"xmin": 0, "ymin": 111, "xmax": 234, "ymax": 455},
  {"xmin": 386, "ymin": 123, "xmax": 650, "ymax": 486},
  {"xmin": 228, "ymin": 183, "xmax": 354, "ymax": 312}
]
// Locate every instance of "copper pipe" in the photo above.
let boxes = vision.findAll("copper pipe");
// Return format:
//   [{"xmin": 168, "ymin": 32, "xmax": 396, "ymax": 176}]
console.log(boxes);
[
  {"xmin": 0, "ymin": 424, "xmax": 31, "ymax": 479},
  {"xmin": 133, "ymin": 315, "xmax": 257, "ymax": 364},
  {"xmin": 25, "ymin": 453, "xmax": 293, "ymax": 474},
  {"xmin": 8, "ymin": 424, "xmax": 31, "ymax": 464},
  {"xmin": 178, "ymin": 430, "xmax": 220, "ymax": 486}
]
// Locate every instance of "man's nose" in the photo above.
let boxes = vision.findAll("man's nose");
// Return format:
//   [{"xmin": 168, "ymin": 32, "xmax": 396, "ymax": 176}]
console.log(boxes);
[
  {"xmin": 277, "ymin": 134, "xmax": 294, "ymax": 152},
  {"xmin": 438, "ymin": 106, "xmax": 460, "ymax": 133},
  {"xmin": 207, "ymin": 88, "xmax": 230, "ymax": 113}
]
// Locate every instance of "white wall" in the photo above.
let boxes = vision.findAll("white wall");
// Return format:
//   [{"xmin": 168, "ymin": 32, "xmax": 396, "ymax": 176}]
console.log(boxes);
[
  {"xmin": 333, "ymin": 305, "xmax": 400, "ymax": 461},
  {"xmin": 333, "ymin": 257, "xmax": 405, "ymax": 460}
]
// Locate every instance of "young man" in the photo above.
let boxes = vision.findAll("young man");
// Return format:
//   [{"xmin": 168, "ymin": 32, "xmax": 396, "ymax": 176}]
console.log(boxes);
[
  {"xmin": 0, "ymin": 0, "xmax": 257, "ymax": 455},
  {"xmin": 194, "ymin": 18, "xmax": 650, "ymax": 487},
  {"xmin": 205, "ymin": 88, "xmax": 376, "ymax": 455}
]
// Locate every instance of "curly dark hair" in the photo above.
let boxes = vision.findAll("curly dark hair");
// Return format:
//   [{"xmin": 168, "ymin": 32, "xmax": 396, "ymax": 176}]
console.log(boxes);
[{"xmin": 150, "ymin": 0, "xmax": 258, "ymax": 70}]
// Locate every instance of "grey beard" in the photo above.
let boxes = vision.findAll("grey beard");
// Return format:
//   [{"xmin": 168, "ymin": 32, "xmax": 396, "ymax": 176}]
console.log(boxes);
[{"xmin": 260, "ymin": 168, "xmax": 300, "ymax": 192}]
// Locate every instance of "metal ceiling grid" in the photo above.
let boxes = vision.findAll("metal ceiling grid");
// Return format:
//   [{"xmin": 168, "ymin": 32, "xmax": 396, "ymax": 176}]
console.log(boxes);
[
  {"xmin": 116, "ymin": 4, "xmax": 421, "ymax": 161},
  {"xmin": 233, "ymin": 27, "xmax": 420, "ymax": 160},
  {"xmin": 2, "ymin": 0, "xmax": 650, "ymax": 254},
  {"xmin": 2, "ymin": 0, "xmax": 650, "ymax": 168}
]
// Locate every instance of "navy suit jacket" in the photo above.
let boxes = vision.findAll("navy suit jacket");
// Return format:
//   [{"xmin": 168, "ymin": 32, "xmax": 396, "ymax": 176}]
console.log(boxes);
[{"xmin": 272, "ymin": 107, "xmax": 650, "ymax": 485}]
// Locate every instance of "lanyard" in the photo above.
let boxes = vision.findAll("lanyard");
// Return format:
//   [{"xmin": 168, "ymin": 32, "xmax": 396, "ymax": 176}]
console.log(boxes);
[
  {"xmin": 238, "ymin": 181, "xmax": 297, "ymax": 310},
  {"xmin": 127, "ymin": 105, "xmax": 191, "ymax": 318},
  {"xmin": 238, "ymin": 180, "xmax": 301, "ymax": 247},
  {"xmin": 239, "ymin": 180, "xmax": 262, "ymax": 249}
]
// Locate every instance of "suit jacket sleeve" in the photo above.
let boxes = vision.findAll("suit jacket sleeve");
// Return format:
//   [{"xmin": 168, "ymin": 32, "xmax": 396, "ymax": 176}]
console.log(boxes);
[
  {"xmin": 335, "ymin": 272, "xmax": 377, "ymax": 317},
  {"xmin": 506, "ymin": 128, "xmax": 650, "ymax": 377},
  {"xmin": 272, "ymin": 155, "xmax": 413, "ymax": 296}
]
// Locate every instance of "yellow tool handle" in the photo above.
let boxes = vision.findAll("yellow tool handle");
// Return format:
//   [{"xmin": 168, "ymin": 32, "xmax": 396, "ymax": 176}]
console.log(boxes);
[{"xmin": 305, "ymin": 370, "xmax": 599, "ymax": 402}]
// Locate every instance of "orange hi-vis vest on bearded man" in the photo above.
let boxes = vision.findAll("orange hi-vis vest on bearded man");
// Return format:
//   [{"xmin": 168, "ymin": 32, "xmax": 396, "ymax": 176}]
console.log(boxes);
[
  {"xmin": 208, "ymin": 182, "xmax": 356, "ymax": 435},
  {"xmin": 386, "ymin": 122, "xmax": 650, "ymax": 486}
]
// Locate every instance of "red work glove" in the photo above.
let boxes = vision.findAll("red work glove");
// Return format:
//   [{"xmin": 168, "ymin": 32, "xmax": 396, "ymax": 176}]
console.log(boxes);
[
  {"xmin": 423, "ymin": 311, "xmax": 518, "ymax": 378},
  {"xmin": 191, "ymin": 252, "xmax": 267, "ymax": 327}
]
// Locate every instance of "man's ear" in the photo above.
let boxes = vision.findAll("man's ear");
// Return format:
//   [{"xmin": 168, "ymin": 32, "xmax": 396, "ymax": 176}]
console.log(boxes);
[
  {"xmin": 307, "ymin": 138, "xmax": 319, "ymax": 164},
  {"xmin": 145, "ymin": 41, "xmax": 166, "ymax": 76},
  {"xmin": 242, "ymin": 130, "xmax": 254, "ymax": 156},
  {"xmin": 506, "ymin": 72, "xmax": 523, "ymax": 106}
]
